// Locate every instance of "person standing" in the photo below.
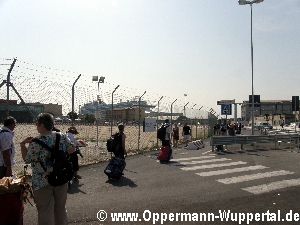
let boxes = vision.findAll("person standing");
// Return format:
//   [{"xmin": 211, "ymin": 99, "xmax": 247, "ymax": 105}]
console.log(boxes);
[
  {"xmin": 162, "ymin": 119, "xmax": 171, "ymax": 147},
  {"xmin": 114, "ymin": 124, "xmax": 127, "ymax": 160},
  {"xmin": 182, "ymin": 123, "xmax": 191, "ymax": 147},
  {"xmin": 66, "ymin": 126, "xmax": 81, "ymax": 179},
  {"xmin": 20, "ymin": 113, "xmax": 75, "ymax": 225},
  {"xmin": 0, "ymin": 116, "xmax": 16, "ymax": 179},
  {"xmin": 172, "ymin": 123, "xmax": 179, "ymax": 148}
]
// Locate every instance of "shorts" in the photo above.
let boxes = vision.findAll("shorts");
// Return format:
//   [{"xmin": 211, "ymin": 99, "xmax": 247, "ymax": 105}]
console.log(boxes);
[{"xmin": 183, "ymin": 135, "xmax": 191, "ymax": 141}]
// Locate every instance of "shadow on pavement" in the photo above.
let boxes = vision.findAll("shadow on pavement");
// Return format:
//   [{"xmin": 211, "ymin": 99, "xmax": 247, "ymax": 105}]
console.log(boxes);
[
  {"xmin": 105, "ymin": 176, "xmax": 138, "ymax": 188},
  {"xmin": 68, "ymin": 179, "xmax": 87, "ymax": 194}
]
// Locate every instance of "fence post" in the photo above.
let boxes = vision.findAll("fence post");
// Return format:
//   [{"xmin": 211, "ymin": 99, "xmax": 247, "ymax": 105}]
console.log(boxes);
[
  {"xmin": 72, "ymin": 74, "xmax": 81, "ymax": 126},
  {"xmin": 156, "ymin": 96, "xmax": 163, "ymax": 150},
  {"xmin": 138, "ymin": 91, "xmax": 146, "ymax": 153},
  {"xmin": 111, "ymin": 85, "xmax": 120, "ymax": 136}
]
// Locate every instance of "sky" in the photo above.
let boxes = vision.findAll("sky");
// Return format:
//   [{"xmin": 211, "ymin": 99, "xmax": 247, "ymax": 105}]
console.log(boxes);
[{"xmin": 0, "ymin": 0, "xmax": 299, "ymax": 118}]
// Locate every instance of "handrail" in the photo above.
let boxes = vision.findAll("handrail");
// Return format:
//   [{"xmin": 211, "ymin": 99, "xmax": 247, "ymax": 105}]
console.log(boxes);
[{"xmin": 211, "ymin": 134, "xmax": 300, "ymax": 151}]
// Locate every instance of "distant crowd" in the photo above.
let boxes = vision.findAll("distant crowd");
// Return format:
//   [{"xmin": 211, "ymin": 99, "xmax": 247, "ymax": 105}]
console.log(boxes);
[{"xmin": 213, "ymin": 122, "xmax": 243, "ymax": 136}]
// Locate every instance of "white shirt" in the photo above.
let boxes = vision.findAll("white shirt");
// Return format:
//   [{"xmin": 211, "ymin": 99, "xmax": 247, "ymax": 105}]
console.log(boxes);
[
  {"xmin": 66, "ymin": 132, "xmax": 78, "ymax": 146},
  {"xmin": 164, "ymin": 124, "xmax": 171, "ymax": 141},
  {"xmin": 0, "ymin": 127, "xmax": 15, "ymax": 167}
]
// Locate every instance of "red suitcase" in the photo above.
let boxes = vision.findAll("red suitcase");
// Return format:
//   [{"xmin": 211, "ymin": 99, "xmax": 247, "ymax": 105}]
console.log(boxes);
[
  {"xmin": 157, "ymin": 146, "xmax": 172, "ymax": 162},
  {"xmin": 0, "ymin": 192, "xmax": 24, "ymax": 225}
]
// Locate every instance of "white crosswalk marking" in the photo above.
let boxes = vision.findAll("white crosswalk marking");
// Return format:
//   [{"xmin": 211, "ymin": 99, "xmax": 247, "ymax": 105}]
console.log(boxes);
[
  {"xmin": 172, "ymin": 152, "xmax": 300, "ymax": 195},
  {"xmin": 242, "ymin": 178, "xmax": 300, "ymax": 194},
  {"xmin": 196, "ymin": 165, "xmax": 269, "ymax": 177},
  {"xmin": 181, "ymin": 158, "xmax": 231, "ymax": 165},
  {"xmin": 181, "ymin": 161, "xmax": 247, "ymax": 171},
  {"xmin": 217, "ymin": 170, "xmax": 294, "ymax": 184},
  {"xmin": 175, "ymin": 156, "xmax": 215, "ymax": 161}
]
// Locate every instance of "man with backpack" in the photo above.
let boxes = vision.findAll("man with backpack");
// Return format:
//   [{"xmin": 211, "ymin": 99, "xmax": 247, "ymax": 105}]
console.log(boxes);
[
  {"xmin": 20, "ymin": 113, "xmax": 75, "ymax": 225},
  {"xmin": 0, "ymin": 116, "xmax": 16, "ymax": 179},
  {"xmin": 161, "ymin": 119, "xmax": 171, "ymax": 147},
  {"xmin": 113, "ymin": 124, "xmax": 127, "ymax": 159},
  {"xmin": 156, "ymin": 119, "xmax": 172, "ymax": 162}
]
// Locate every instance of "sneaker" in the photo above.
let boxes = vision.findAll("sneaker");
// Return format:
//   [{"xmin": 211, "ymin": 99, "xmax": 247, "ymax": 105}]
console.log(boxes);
[{"xmin": 74, "ymin": 175, "xmax": 82, "ymax": 179}]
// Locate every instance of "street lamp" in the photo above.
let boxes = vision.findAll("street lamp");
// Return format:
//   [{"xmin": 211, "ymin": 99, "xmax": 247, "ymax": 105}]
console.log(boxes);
[
  {"xmin": 111, "ymin": 85, "xmax": 120, "ymax": 135},
  {"xmin": 92, "ymin": 76, "xmax": 105, "ymax": 146},
  {"xmin": 239, "ymin": 0, "xmax": 264, "ymax": 135}
]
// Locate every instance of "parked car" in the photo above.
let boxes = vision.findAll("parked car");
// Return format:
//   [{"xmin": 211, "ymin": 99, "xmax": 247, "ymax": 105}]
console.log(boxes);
[{"xmin": 257, "ymin": 122, "xmax": 273, "ymax": 130}]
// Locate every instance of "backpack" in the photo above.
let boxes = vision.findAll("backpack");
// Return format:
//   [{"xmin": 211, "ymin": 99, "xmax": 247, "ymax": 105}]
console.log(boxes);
[
  {"xmin": 157, "ymin": 124, "xmax": 169, "ymax": 141},
  {"xmin": 106, "ymin": 132, "xmax": 122, "ymax": 154},
  {"xmin": 32, "ymin": 133, "xmax": 74, "ymax": 186}
]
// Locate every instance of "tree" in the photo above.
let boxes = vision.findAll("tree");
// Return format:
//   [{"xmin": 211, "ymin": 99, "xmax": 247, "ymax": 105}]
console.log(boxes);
[
  {"xmin": 67, "ymin": 111, "xmax": 78, "ymax": 120},
  {"xmin": 86, "ymin": 114, "xmax": 96, "ymax": 123}
]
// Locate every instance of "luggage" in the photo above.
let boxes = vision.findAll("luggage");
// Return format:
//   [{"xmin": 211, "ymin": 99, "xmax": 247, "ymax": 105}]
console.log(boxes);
[
  {"xmin": 0, "ymin": 192, "xmax": 24, "ymax": 225},
  {"xmin": 104, "ymin": 157, "xmax": 126, "ymax": 180},
  {"xmin": 157, "ymin": 146, "xmax": 172, "ymax": 162}
]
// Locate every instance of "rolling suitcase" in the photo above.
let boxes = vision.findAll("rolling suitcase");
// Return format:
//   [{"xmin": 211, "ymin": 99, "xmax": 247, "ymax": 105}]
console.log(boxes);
[
  {"xmin": 157, "ymin": 146, "xmax": 172, "ymax": 162},
  {"xmin": 0, "ymin": 192, "xmax": 24, "ymax": 225},
  {"xmin": 104, "ymin": 157, "xmax": 126, "ymax": 180}
]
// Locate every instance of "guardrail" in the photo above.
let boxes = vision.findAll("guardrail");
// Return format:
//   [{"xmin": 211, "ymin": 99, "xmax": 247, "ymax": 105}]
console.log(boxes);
[{"xmin": 210, "ymin": 134, "xmax": 300, "ymax": 152}]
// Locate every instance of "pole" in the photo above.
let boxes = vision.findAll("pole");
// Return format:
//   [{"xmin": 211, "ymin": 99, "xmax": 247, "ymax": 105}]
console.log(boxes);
[
  {"xmin": 156, "ymin": 96, "xmax": 163, "ymax": 151},
  {"xmin": 138, "ymin": 91, "xmax": 146, "ymax": 152},
  {"xmin": 250, "ymin": 3, "xmax": 254, "ymax": 135},
  {"xmin": 111, "ymin": 85, "xmax": 120, "ymax": 136},
  {"xmin": 295, "ymin": 100, "xmax": 297, "ymax": 133},
  {"xmin": 72, "ymin": 74, "xmax": 81, "ymax": 126},
  {"xmin": 184, "ymin": 102, "xmax": 189, "ymax": 117},
  {"xmin": 170, "ymin": 99, "xmax": 177, "ymax": 128},
  {"xmin": 6, "ymin": 58, "xmax": 17, "ymax": 117}
]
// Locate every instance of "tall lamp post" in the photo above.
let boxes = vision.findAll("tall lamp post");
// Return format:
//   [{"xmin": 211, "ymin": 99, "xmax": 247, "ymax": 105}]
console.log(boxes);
[
  {"xmin": 92, "ymin": 76, "xmax": 105, "ymax": 146},
  {"xmin": 111, "ymin": 85, "xmax": 120, "ymax": 135},
  {"xmin": 239, "ymin": 0, "xmax": 264, "ymax": 135},
  {"xmin": 138, "ymin": 91, "xmax": 146, "ymax": 152}
]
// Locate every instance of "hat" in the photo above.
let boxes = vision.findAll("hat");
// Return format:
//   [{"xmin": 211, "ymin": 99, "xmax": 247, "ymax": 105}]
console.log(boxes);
[{"xmin": 68, "ymin": 126, "xmax": 79, "ymax": 134}]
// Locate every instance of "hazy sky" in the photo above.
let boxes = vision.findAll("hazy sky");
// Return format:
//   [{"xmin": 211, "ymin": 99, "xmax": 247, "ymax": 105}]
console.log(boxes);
[{"xmin": 0, "ymin": 0, "xmax": 299, "ymax": 117}]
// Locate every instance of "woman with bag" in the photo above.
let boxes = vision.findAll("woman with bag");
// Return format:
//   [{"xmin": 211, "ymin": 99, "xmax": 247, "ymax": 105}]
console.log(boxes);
[{"xmin": 172, "ymin": 123, "xmax": 179, "ymax": 148}]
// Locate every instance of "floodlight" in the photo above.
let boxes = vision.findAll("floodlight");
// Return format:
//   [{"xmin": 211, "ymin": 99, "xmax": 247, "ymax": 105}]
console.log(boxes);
[
  {"xmin": 238, "ymin": 0, "xmax": 247, "ymax": 5},
  {"xmin": 99, "ymin": 76, "xmax": 105, "ymax": 83}
]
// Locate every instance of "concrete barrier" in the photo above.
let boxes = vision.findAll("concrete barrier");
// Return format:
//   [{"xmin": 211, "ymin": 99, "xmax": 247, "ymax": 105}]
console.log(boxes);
[{"xmin": 187, "ymin": 139, "xmax": 205, "ymax": 150}]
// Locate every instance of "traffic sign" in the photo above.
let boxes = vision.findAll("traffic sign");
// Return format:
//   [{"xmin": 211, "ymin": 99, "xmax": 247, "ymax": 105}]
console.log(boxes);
[
  {"xmin": 221, "ymin": 104, "xmax": 231, "ymax": 115},
  {"xmin": 217, "ymin": 100, "xmax": 235, "ymax": 105}
]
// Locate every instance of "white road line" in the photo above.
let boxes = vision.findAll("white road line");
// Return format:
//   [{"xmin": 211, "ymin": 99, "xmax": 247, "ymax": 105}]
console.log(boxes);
[
  {"xmin": 181, "ymin": 161, "xmax": 247, "ymax": 171},
  {"xmin": 217, "ymin": 170, "xmax": 294, "ymax": 184},
  {"xmin": 242, "ymin": 178, "xmax": 300, "ymax": 195},
  {"xmin": 195, "ymin": 165, "xmax": 268, "ymax": 177},
  {"xmin": 182, "ymin": 158, "xmax": 231, "ymax": 165},
  {"xmin": 175, "ymin": 156, "xmax": 215, "ymax": 161}
]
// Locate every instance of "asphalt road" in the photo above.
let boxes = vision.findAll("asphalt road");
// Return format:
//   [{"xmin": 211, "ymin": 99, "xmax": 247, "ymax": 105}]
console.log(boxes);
[{"xmin": 23, "ymin": 135, "xmax": 300, "ymax": 225}]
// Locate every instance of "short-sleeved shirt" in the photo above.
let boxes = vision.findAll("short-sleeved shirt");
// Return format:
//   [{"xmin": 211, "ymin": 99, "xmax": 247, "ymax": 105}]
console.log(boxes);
[
  {"xmin": 66, "ymin": 132, "xmax": 78, "ymax": 146},
  {"xmin": 182, "ymin": 125, "xmax": 191, "ymax": 135},
  {"xmin": 24, "ymin": 131, "xmax": 74, "ymax": 190},
  {"xmin": 164, "ymin": 124, "xmax": 171, "ymax": 141},
  {"xmin": 0, "ymin": 127, "xmax": 15, "ymax": 167}
]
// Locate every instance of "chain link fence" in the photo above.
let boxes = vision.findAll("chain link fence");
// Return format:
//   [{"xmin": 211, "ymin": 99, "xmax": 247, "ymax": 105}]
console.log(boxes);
[{"xmin": 0, "ymin": 58, "xmax": 218, "ymax": 175}]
